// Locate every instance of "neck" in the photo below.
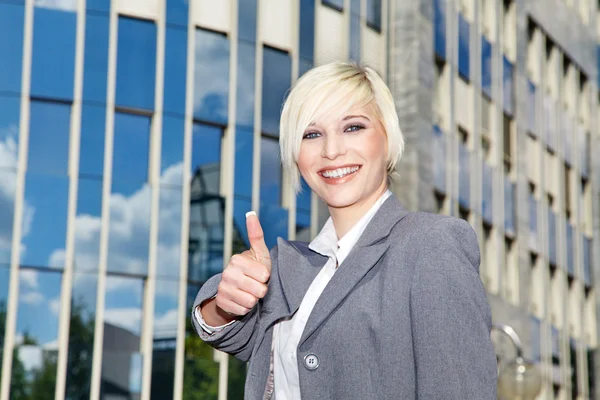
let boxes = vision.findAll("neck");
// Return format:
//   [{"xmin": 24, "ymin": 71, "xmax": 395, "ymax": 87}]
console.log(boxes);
[{"xmin": 329, "ymin": 183, "xmax": 388, "ymax": 239}]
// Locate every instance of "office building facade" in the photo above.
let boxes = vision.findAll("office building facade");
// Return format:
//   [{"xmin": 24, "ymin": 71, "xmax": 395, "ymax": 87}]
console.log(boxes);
[{"xmin": 0, "ymin": 0, "xmax": 597, "ymax": 399}]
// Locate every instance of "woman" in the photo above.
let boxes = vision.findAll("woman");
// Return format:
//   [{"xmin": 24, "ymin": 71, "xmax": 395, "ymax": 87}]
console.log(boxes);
[{"xmin": 192, "ymin": 62, "xmax": 497, "ymax": 399}]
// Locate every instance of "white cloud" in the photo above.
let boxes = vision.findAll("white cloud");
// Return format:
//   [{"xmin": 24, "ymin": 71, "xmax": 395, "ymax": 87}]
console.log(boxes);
[
  {"xmin": 104, "ymin": 307, "xmax": 142, "ymax": 335},
  {"xmin": 153, "ymin": 308, "xmax": 178, "ymax": 339},
  {"xmin": 20, "ymin": 291, "xmax": 44, "ymax": 306},
  {"xmin": 17, "ymin": 345, "xmax": 42, "ymax": 372},
  {"xmin": 34, "ymin": 0, "xmax": 77, "ymax": 11},
  {"xmin": 49, "ymin": 297, "xmax": 61, "ymax": 315},
  {"xmin": 19, "ymin": 269, "xmax": 39, "ymax": 289},
  {"xmin": 193, "ymin": 33, "xmax": 230, "ymax": 122}
]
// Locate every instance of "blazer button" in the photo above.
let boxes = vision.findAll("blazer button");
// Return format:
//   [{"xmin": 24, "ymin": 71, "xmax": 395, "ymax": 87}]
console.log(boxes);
[{"xmin": 303, "ymin": 354, "xmax": 319, "ymax": 370}]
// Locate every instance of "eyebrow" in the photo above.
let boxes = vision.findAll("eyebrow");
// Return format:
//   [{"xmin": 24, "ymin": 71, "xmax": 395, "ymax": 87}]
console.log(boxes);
[{"xmin": 343, "ymin": 114, "xmax": 370, "ymax": 121}]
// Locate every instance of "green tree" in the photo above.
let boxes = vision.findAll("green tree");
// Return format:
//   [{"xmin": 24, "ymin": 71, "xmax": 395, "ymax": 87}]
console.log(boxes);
[
  {"xmin": 182, "ymin": 326, "xmax": 220, "ymax": 400},
  {"xmin": 64, "ymin": 297, "xmax": 95, "ymax": 400}
]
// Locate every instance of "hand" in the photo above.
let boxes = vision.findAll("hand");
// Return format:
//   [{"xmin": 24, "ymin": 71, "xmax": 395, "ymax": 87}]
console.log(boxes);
[{"xmin": 214, "ymin": 211, "xmax": 272, "ymax": 317}]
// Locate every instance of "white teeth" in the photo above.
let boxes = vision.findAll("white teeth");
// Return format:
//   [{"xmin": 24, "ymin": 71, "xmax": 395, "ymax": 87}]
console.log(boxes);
[{"xmin": 322, "ymin": 166, "xmax": 359, "ymax": 178}]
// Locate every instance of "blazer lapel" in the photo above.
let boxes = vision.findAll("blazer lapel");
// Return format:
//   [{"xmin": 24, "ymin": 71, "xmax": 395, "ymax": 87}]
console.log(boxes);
[{"xmin": 298, "ymin": 196, "xmax": 410, "ymax": 346}]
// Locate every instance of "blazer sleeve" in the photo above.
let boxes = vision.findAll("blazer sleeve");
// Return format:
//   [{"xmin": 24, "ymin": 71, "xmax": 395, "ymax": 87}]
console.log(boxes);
[
  {"xmin": 410, "ymin": 218, "xmax": 497, "ymax": 400},
  {"xmin": 190, "ymin": 246, "xmax": 278, "ymax": 363}
]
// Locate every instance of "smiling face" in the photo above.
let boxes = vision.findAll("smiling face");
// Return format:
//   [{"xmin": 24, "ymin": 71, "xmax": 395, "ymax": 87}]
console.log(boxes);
[{"xmin": 297, "ymin": 102, "xmax": 389, "ymax": 212}]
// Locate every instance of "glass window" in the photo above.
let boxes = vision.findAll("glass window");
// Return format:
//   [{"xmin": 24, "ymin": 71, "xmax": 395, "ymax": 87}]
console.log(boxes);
[
  {"xmin": 28, "ymin": 100, "xmax": 71, "ymax": 176},
  {"xmin": 21, "ymin": 173, "xmax": 69, "ymax": 269},
  {"xmin": 236, "ymin": 41, "xmax": 256, "ymax": 130},
  {"xmin": 163, "ymin": 26, "xmax": 188, "ymax": 116},
  {"xmin": 433, "ymin": 125, "xmax": 446, "ymax": 194},
  {"xmin": 349, "ymin": 13, "xmax": 360, "ymax": 61},
  {"xmin": 482, "ymin": 162, "xmax": 493, "ymax": 225},
  {"xmin": 481, "ymin": 36, "xmax": 492, "ymax": 97},
  {"xmin": 234, "ymin": 127, "xmax": 254, "ymax": 198},
  {"xmin": 0, "ymin": 171, "xmax": 17, "ymax": 264},
  {"xmin": 527, "ymin": 80, "xmax": 536, "ymax": 135},
  {"xmin": 0, "ymin": 3, "xmax": 24, "ymax": 94},
  {"xmin": 571, "ymin": 339, "xmax": 579, "ymax": 399},
  {"xmin": 82, "ymin": 12, "xmax": 109, "ymax": 104},
  {"xmin": 79, "ymin": 104, "xmax": 106, "ymax": 178},
  {"xmin": 566, "ymin": 222, "xmax": 574, "ymax": 276},
  {"xmin": 238, "ymin": 0, "xmax": 257, "ymax": 43},
  {"xmin": 112, "ymin": 112, "xmax": 151, "ymax": 188},
  {"xmin": 157, "ymin": 186, "xmax": 182, "ymax": 279},
  {"xmin": 563, "ymin": 113, "xmax": 572, "ymax": 166},
  {"xmin": 544, "ymin": 96, "xmax": 555, "ymax": 151},
  {"xmin": 260, "ymin": 137, "xmax": 281, "ymax": 206},
  {"xmin": 229, "ymin": 356, "xmax": 247, "ymax": 400},
  {"xmin": 116, "ymin": 17, "xmax": 157, "ymax": 111},
  {"xmin": 31, "ymin": 7, "xmax": 76, "ymax": 101},
  {"xmin": 366, "ymin": 0, "xmax": 382, "ymax": 32},
  {"xmin": 233, "ymin": 197, "xmax": 253, "ymax": 250},
  {"xmin": 296, "ymin": 178, "xmax": 311, "ymax": 241},
  {"xmin": 300, "ymin": 0, "xmax": 315, "ymax": 59},
  {"xmin": 101, "ymin": 275, "xmax": 144, "ymax": 398},
  {"xmin": 74, "ymin": 178, "xmax": 102, "ymax": 272},
  {"xmin": 12, "ymin": 268, "xmax": 62, "ymax": 398},
  {"xmin": 261, "ymin": 47, "xmax": 291, "ymax": 137},
  {"xmin": 0, "ymin": 95, "xmax": 21, "ymax": 170},
  {"xmin": 193, "ymin": 29, "xmax": 230, "ymax": 125},
  {"xmin": 583, "ymin": 236, "xmax": 591, "ymax": 286},
  {"xmin": 587, "ymin": 347, "xmax": 595, "ymax": 397},
  {"xmin": 548, "ymin": 209, "xmax": 556, "ymax": 265},
  {"xmin": 528, "ymin": 188, "xmax": 538, "ymax": 251},
  {"xmin": 580, "ymin": 129, "xmax": 590, "ymax": 179},
  {"xmin": 322, "ymin": 0, "xmax": 343, "ymax": 11},
  {"xmin": 458, "ymin": 139, "xmax": 470, "ymax": 209},
  {"xmin": 166, "ymin": 0, "xmax": 188, "ymax": 27},
  {"xmin": 259, "ymin": 204, "xmax": 289, "ymax": 250},
  {"xmin": 191, "ymin": 123, "xmax": 222, "ymax": 194},
  {"xmin": 160, "ymin": 116, "xmax": 185, "ymax": 185},
  {"xmin": 458, "ymin": 14, "xmax": 470, "ymax": 80},
  {"xmin": 551, "ymin": 326, "xmax": 561, "ymax": 381},
  {"xmin": 65, "ymin": 271, "xmax": 98, "ymax": 400},
  {"xmin": 530, "ymin": 317, "xmax": 541, "ymax": 362},
  {"xmin": 150, "ymin": 279, "xmax": 179, "ymax": 400},
  {"xmin": 86, "ymin": 0, "xmax": 109, "ymax": 13},
  {"xmin": 433, "ymin": 0, "xmax": 446, "ymax": 59},
  {"xmin": 503, "ymin": 57, "xmax": 515, "ymax": 116},
  {"xmin": 0, "ymin": 266, "xmax": 8, "ymax": 391},
  {"xmin": 504, "ymin": 178, "xmax": 515, "ymax": 236}
]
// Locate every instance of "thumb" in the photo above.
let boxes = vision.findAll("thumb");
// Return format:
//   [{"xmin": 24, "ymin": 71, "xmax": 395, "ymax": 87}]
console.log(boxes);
[{"xmin": 246, "ymin": 211, "xmax": 271, "ymax": 270}]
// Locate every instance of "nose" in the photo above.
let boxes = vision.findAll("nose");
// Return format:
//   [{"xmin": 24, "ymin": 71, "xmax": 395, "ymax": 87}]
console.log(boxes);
[{"xmin": 321, "ymin": 133, "xmax": 346, "ymax": 160}]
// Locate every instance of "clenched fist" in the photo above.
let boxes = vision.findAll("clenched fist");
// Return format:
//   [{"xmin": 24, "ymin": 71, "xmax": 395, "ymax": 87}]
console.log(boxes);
[{"xmin": 200, "ymin": 211, "xmax": 272, "ymax": 326}]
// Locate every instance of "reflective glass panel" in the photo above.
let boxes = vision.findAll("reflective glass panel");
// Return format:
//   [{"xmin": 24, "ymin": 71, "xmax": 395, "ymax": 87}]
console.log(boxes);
[
  {"xmin": 322, "ymin": 0, "xmax": 343, "ymax": 11},
  {"xmin": 234, "ymin": 127, "xmax": 253, "ymax": 198},
  {"xmin": 21, "ymin": 173, "xmax": 69, "ymax": 269},
  {"xmin": 544, "ymin": 96, "xmax": 556, "ymax": 151},
  {"xmin": 458, "ymin": 14, "xmax": 470, "ymax": 80},
  {"xmin": 107, "ymin": 183, "xmax": 151, "ymax": 275},
  {"xmin": 433, "ymin": 0, "xmax": 446, "ymax": 59},
  {"xmin": 0, "ymin": 95, "xmax": 20, "ymax": 170},
  {"xmin": 74, "ymin": 177, "xmax": 103, "ymax": 272},
  {"xmin": 503, "ymin": 57, "xmax": 514, "ymax": 116},
  {"xmin": 150, "ymin": 279, "xmax": 179, "ymax": 400},
  {"xmin": 297, "ymin": 177, "xmax": 311, "ymax": 213},
  {"xmin": 529, "ymin": 193, "xmax": 538, "ymax": 252},
  {"xmin": 191, "ymin": 123, "xmax": 222, "ymax": 194},
  {"xmin": 228, "ymin": 356, "xmax": 247, "ymax": 399},
  {"xmin": 548, "ymin": 209, "xmax": 556, "ymax": 265},
  {"xmin": 101, "ymin": 275, "xmax": 144, "ymax": 398},
  {"xmin": 112, "ymin": 112, "xmax": 150, "ymax": 188},
  {"xmin": 530, "ymin": 317, "xmax": 541, "ymax": 362},
  {"xmin": 193, "ymin": 29, "xmax": 230, "ymax": 125},
  {"xmin": 566, "ymin": 222, "xmax": 574, "ymax": 276},
  {"xmin": 260, "ymin": 137, "xmax": 281, "ymax": 206},
  {"xmin": 366, "ymin": 0, "xmax": 382, "ymax": 32},
  {"xmin": 527, "ymin": 80, "xmax": 536, "ymax": 134},
  {"xmin": 236, "ymin": 41, "xmax": 256, "ymax": 130},
  {"xmin": 116, "ymin": 17, "xmax": 156, "ymax": 111},
  {"xmin": 238, "ymin": 0, "xmax": 257, "ymax": 43},
  {"xmin": 579, "ymin": 128, "xmax": 589, "ymax": 179},
  {"xmin": 0, "ymin": 171, "xmax": 17, "ymax": 264},
  {"xmin": 261, "ymin": 47, "xmax": 291, "ymax": 137},
  {"xmin": 296, "ymin": 178, "xmax": 311, "ymax": 242},
  {"xmin": 86, "ymin": 0, "xmax": 109, "ymax": 13},
  {"xmin": 0, "ymin": 3, "xmax": 24, "ymax": 94},
  {"xmin": 65, "ymin": 271, "xmax": 98, "ymax": 400},
  {"xmin": 82, "ymin": 12, "xmax": 109, "ymax": 104},
  {"xmin": 570, "ymin": 339, "xmax": 578, "ymax": 399},
  {"xmin": 79, "ymin": 104, "xmax": 106, "ymax": 178},
  {"xmin": 299, "ymin": 57, "xmax": 312, "ymax": 77},
  {"xmin": 12, "ymin": 268, "xmax": 62, "ymax": 398},
  {"xmin": 157, "ymin": 186, "xmax": 182, "ymax": 279},
  {"xmin": 183, "ymin": 283, "xmax": 219, "ymax": 399},
  {"xmin": 349, "ymin": 13, "xmax": 360, "ymax": 61},
  {"xmin": 563, "ymin": 113, "xmax": 572, "ymax": 165},
  {"xmin": 28, "ymin": 100, "xmax": 71, "ymax": 175},
  {"xmin": 433, "ymin": 125, "xmax": 446, "ymax": 193},
  {"xmin": 299, "ymin": 0, "xmax": 315, "ymax": 59},
  {"xmin": 481, "ymin": 36, "xmax": 492, "ymax": 97},
  {"xmin": 583, "ymin": 236, "xmax": 591, "ymax": 286},
  {"xmin": 163, "ymin": 26, "xmax": 188, "ymax": 116},
  {"xmin": 458, "ymin": 141, "xmax": 470, "ymax": 209},
  {"xmin": 0, "ymin": 266, "xmax": 8, "ymax": 391},
  {"xmin": 588, "ymin": 347, "xmax": 596, "ymax": 396},
  {"xmin": 551, "ymin": 326, "xmax": 561, "ymax": 382},
  {"xmin": 504, "ymin": 178, "xmax": 515, "ymax": 236},
  {"xmin": 161, "ymin": 116, "xmax": 185, "ymax": 185},
  {"xmin": 166, "ymin": 0, "xmax": 188, "ymax": 27},
  {"xmin": 232, "ymin": 197, "xmax": 252, "ymax": 251},
  {"xmin": 31, "ymin": 7, "xmax": 76, "ymax": 100},
  {"xmin": 482, "ymin": 162, "xmax": 493, "ymax": 225},
  {"xmin": 259, "ymin": 204, "xmax": 288, "ymax": 250}
]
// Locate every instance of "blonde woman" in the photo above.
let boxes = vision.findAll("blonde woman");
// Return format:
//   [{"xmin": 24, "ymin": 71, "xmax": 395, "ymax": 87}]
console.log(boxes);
[{"xmin": 192, "ymin": 62, "xmax": 497, "ymax": 399}]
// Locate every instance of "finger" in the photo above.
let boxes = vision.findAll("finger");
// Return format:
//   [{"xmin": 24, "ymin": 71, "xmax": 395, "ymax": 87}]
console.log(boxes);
[
  {"xmin": 215, "ymin": 296, "xmax": 251, "ymax": 317},
  {"xmin": 245, "ymin": 211, "xmax": 271, "ymax": 269},
  {"xmin": 237, "ymin": 274, "xmax": 269, "ymax": 299},
  {"xmin": 228, "ymin": 253, "xmax": 270, "ymax": 283}
]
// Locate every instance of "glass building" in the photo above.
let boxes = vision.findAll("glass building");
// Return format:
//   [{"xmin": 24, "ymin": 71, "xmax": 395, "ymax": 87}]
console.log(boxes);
[{"xmin": 0, "ymin": 0, "xmax": 597, "ymax": 399}]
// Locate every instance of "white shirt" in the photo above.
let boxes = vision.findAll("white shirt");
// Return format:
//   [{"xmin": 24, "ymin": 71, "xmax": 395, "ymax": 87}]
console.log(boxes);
[{"xmin": 196, "ymin": 190, "xmax": 392, "ymax": 400}]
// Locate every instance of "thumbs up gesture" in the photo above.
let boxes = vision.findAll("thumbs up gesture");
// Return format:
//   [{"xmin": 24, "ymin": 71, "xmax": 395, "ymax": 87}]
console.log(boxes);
[{"xmin": 213, "ymin": 211, "xmax": 272, "ymax": 318}]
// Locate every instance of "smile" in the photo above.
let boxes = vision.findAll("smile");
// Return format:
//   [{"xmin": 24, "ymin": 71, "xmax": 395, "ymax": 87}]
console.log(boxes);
[{"xmin": 319, "ymin": 165, "xmax": 360, "ymax": 179}]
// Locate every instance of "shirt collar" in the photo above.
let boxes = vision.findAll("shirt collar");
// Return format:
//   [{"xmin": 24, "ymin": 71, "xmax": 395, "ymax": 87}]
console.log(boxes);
[{"xmin": 309, "ymin": 189, "xmax": 393, "ymax": 264}]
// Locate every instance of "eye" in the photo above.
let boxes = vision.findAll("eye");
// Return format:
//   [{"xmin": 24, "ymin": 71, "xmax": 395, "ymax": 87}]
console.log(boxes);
[
  {"xmin": 344, "ymin": 124, "xmax": 365, "ymax": 133},
  {"xmin": 302, "ymin": 131, "xmax": 321, "ymax": 139}
]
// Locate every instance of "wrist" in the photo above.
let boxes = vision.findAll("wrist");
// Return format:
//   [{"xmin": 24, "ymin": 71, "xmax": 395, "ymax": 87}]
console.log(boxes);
[{"xmin": 199, "ymin": 297, "xmax": 237, "ymax": 326}]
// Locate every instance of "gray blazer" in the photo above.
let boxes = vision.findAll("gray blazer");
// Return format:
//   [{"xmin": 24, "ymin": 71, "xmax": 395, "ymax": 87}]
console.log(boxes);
[{"xmin": 192, "ymin": 196, "xmax": 498, "ymax": 399}]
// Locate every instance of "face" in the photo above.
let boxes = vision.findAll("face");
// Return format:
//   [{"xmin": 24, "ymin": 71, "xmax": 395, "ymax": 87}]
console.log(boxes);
[{"xmin": 297, "ymin": 102, "xmax": 389, "ymax": 211}]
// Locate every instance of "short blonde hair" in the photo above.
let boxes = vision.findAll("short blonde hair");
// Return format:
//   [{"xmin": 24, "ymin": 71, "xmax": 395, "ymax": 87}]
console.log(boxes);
[{"xmin": 279, "ymin": 61, "xmax": 404, "ymax": 193}]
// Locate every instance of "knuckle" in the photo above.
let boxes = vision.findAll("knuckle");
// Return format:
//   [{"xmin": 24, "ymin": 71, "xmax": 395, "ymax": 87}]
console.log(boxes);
[{"xmin": 230, "ymin": 254, "xmax": 243, "ymax": 265}]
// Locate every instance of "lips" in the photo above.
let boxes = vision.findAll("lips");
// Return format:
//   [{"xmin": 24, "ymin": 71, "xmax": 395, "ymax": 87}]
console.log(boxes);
[{"xmin": 318, "ymin": 165, "xmax": 361, "ymax": 179}]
